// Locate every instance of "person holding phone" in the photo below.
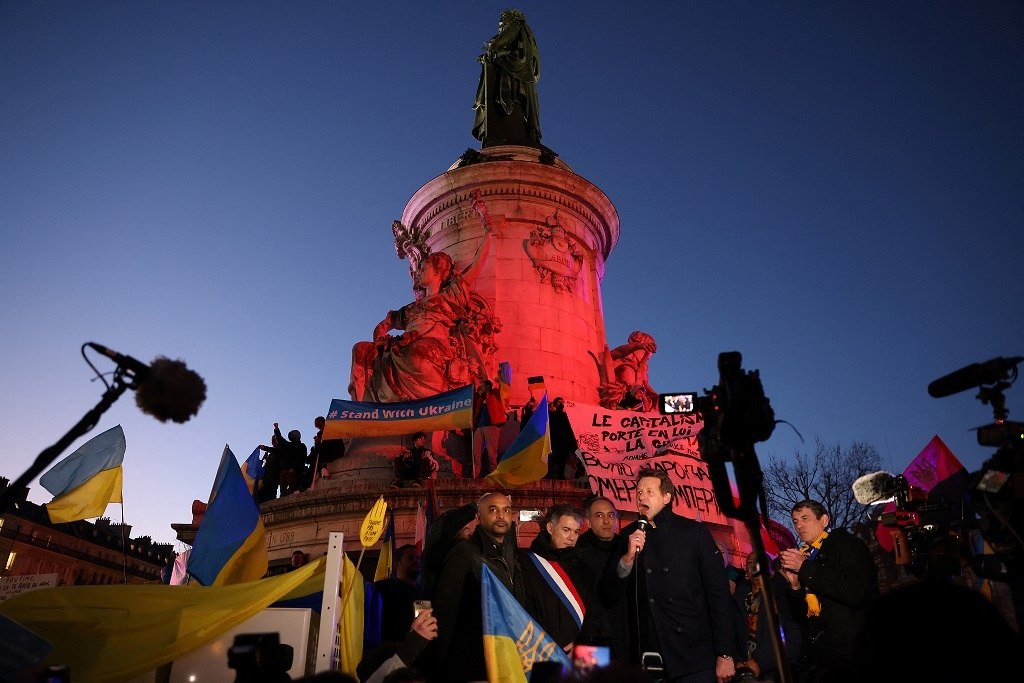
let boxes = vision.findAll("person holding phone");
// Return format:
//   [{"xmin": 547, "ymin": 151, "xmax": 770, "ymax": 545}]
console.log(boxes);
[{"xmin": 357, "ymin": 607, "xmax": 437, "ymax": 683}]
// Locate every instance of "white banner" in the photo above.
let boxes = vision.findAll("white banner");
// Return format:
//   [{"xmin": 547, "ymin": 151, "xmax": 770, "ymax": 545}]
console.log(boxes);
[
  {"xmin": 564, "ymin": 402, "xmax": 728, "ymax": 526},
  {"xmin": 0, "ymin": 573, "xmax": 59, "ymax": 600}
]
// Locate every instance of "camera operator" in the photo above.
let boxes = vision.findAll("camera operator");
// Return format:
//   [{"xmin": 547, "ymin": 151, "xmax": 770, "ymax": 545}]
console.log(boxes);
[{"xmin": 778, "ymin": 500, "xmax": 877, "ymax": 681}]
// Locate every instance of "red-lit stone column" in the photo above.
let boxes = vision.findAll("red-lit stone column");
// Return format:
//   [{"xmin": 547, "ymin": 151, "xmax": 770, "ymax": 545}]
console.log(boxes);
[{"xmin": 401, "ymin": 145, "xmax": 620, "ymax": 408}]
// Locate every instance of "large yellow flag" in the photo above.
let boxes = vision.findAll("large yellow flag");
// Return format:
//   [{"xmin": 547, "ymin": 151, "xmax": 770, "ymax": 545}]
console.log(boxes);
[
  {"xmin": 340, "ymin": 553, "xmax": 365, "ymax": 677},
  {"xmin": 0, "ymin": 559, "xmax": 325, "ymax": 683}
]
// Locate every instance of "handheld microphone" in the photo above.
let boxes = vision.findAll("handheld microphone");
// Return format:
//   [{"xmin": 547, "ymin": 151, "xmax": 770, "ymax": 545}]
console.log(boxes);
[
  {"xmin": 634, "ymin": 515, "xmax": 649, "ymax": 554},
  {"xmin": 87, "ymin": 342, "xmax": 207, "ymax": 423},
  {"xmin": 927, "ymin": 356, "xmax": 1023, "ymax": 398}
]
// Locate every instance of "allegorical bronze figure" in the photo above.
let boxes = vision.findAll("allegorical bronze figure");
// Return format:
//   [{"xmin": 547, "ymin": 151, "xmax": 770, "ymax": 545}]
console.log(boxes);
[{"xmin": 471, "ymin": 9, "xmax": 541, "ymax": 147}]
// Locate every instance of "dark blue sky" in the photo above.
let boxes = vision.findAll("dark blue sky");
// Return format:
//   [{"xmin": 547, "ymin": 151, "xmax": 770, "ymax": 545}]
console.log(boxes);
[{"xmin": 2, "ymin": 1, "xmax": 1021, "ymax": 544}]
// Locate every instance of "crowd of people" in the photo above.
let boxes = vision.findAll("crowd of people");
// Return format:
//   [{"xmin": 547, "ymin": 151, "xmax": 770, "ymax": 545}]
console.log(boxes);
[
  {"xmin": 350, "ymin": 465, "xmax": 1023, "ymax": 683},
  {"xmin": 253, "ymin": 382, "xmax": 580, "ymax": 502},
  {"xmin": 254, "ymin": 417, "xmax": 346, "ymax": 503}
]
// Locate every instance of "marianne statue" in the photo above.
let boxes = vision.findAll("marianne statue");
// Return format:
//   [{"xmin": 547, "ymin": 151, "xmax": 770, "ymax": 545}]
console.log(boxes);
[{"xmin": 471, "ymin": 9, "xmax": 541, "ymax": 148}]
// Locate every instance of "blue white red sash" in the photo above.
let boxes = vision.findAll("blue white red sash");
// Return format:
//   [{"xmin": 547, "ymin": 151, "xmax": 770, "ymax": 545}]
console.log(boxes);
[{"xmin": 527, "ymin": 552, "xmax": 585, "ymax": 629}]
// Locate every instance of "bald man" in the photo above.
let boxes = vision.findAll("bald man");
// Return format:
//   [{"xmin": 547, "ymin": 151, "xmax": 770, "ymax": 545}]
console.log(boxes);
[{"xmin": 432, "ymin": 492, "xmax": 527, "ymax": 682}]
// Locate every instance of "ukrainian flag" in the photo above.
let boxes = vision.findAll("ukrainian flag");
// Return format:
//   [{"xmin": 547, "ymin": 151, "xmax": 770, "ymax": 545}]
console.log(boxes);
[
  {"xmin": 40, "ymin": 424, "xmax": 125, "ymax": 524},
  {"xmin": 188, "ymin": 445, "xmax": 268, "ymax": 586},
  {"xmin": 481, "ymin": 564, "xmax": 570, "ymax": 683},
  {"xmin": 498, "ymin": 361, "xmax": 513, "ymax": 410},
  {"xmin": 240, "ymin": 445, "xmax": 264, "ymax": 494},
  {"xmin": 486, "ymin": 394, "xmax": 550, "ymax": 488}
]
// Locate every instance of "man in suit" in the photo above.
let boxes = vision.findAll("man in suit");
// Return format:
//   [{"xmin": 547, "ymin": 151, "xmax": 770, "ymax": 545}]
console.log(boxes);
[{"xmin": 603, "ymin": 467, "xmax": 738, "ymax": 683}]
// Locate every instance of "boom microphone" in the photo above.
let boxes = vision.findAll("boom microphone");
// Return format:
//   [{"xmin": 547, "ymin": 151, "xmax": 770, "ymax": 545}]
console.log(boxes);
[
  {"xmin": 87, "ymin": 342, "xmax": 151, "ymax": 378},
  {"xmin": 853, "ymin": 471, "xmax": 901, "ymax": 505},
  {"xmin": 87, "ymin": 342, "xmax": 207, "ymax": 423},
  {"xmin": 927, "ymin": 356, "xmax": 1023, "ymax": 398}
]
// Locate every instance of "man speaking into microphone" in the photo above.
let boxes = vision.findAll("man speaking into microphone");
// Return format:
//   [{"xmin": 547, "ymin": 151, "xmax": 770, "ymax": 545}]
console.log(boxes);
[{"xmin": 602, "ymin": 467, "xmax": 738, "ymax": 683}]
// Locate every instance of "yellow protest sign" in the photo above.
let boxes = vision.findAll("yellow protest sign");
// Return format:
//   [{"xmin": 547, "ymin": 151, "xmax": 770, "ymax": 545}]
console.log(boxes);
[{"xmin": 360, "ymin": 495, "xmax": 388, "ymax": 547}]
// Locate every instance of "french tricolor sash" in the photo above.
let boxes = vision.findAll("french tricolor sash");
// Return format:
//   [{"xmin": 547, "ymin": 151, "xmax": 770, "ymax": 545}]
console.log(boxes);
[{"xmin": 527, "ymin": 552, "xmax": 586, "ymax": 629}]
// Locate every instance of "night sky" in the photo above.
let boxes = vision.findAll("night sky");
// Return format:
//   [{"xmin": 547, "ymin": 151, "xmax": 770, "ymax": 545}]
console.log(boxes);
[{"xmin": 2, "ymin": 1, "xmax": 1021, "ymax": 545}]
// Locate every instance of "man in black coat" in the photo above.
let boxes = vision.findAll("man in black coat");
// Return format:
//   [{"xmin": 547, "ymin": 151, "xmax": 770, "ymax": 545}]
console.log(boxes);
[
  {"xmin": 431, "ymin": 492, "xmax": 526, "ymax": 682},
  {"xmin": 546, "ymin": 396, "xmax": 577, "ymax": 480},
  {"xmin": 520, "ymin": 504, "xmax": 597, "ymax": 652},
  {"xmin": 603, "ymin": 467, "xmax": 738, "ymax": 683},
  {"xmin": 575, "ymin": 495, "xmax": 629, "ymax": 661},
  {"xmin": 778, "ymin": 499, "xmax": 878, "ymax": 680}
]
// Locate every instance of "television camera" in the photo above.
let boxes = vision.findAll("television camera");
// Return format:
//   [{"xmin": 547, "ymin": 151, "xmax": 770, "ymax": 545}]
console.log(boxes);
[
  {"xmin": 659, "ymin": 351, "xmax": 776, "ymax": 520},
  {"xmin": 659, "ymin": 352, "xmax": 791, "ymax": 681},
  {"xmin": 227, "ymin": 632, "xmax": 293, "ymax": 682},
  {"xmin": 929, "ymin": 356, "xmax": 1024, "ymax": 585},
  {"xmin": 853, "ymin": 470, "xmax": 967, "ymax": 579}
]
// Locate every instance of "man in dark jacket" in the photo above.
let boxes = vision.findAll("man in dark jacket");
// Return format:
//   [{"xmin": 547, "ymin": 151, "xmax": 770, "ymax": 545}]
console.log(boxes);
[
  {"xmin": 576, "ymin": 496, "xmax": 629, "ymax": 662},
  {"xmin": 546, "ymin": 396, "xmax": 577, "ymax": 480},
  {"xmin": 778, "ymin": 499, "xmax": 878, "ymax": 680},
  {"xmin": 603, "ymin": 467, "xmax": 738, "ymax": 682},
  {"xmin": 431, "ymin": 492, "xmax": 525, "ymax": 682},
  {"xmin": 520, "ymin": 504, "xmax": 597, "ymax": 652}
]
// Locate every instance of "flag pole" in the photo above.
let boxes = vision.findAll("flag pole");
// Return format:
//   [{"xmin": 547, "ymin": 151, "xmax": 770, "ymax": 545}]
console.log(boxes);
[{"xmin": 341, "ymin": 547, "xmax": 365, "ymax": 608}]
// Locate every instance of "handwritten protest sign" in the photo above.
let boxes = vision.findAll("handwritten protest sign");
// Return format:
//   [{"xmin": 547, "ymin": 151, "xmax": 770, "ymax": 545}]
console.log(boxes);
[
  {"xmin": 0, "ymin": 573, "xmax": 58, "ymax": 601},
  {"xmin": 564, "ymin": 402, "xmax": 728, "ymax": 526}
]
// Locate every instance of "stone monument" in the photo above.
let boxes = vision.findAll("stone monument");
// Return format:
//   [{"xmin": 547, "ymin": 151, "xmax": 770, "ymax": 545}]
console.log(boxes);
[{"xmin": 221, "ymin": 10, "xmax": 667, "ymax": 564}]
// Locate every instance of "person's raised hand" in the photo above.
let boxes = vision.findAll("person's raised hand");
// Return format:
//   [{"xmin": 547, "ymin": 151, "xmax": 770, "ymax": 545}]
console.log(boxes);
[{"xmin": 411, "ymin": 608, "xmax": 438, "ymax": 641}]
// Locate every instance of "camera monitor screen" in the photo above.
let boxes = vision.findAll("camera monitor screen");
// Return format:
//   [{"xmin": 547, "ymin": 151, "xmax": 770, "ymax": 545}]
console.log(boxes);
[{"xmin": 659, "ymin": 392, "xmax": 696, "ymax": 414}]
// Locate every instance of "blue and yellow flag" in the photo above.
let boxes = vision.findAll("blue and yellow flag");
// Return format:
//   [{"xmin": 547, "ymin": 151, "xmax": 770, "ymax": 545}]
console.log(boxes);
[
  {"xmin": 324, "ymin": 384, "xmax": 473, "ymax": 439},
  {"xmin": 40, "ymin": 424, "xmax": 125, "ymax": 524},
  {"xmin": 481, "ymin": 564, "xmax": 570, "ymax": 683},
  {"xmin": 498, "ymin": 361, "xmax": 513, "ymax": 411},
  {"xmin": 188, "ymin": 445, "xmax": 268, "ymax": 586},
  {"xmin": 240, "ymin": 446, "xmax": 264, "ymax": 494},
  {"xmin": 485, "ymin": 394, "xmax": 550, "ymax": 488}
]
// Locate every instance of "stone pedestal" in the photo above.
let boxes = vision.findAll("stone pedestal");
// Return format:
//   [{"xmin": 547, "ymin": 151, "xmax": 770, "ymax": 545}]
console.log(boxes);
[{"xmin": 404, "ymin": 145, "xmax": 620, "ymax": 408}]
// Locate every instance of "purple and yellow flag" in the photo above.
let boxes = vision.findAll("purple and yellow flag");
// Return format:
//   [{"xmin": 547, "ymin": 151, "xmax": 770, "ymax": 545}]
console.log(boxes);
[
  {"xmin": 481, "ymin": 564, "xmax": 570, "ymax": 682},
  {"xmin": 40, "ymin": 424, "xmax": 125, "ymax": 524},
  {"xmin": 323, "ymin": 384, "xmax": 473, "ymax": 439}
]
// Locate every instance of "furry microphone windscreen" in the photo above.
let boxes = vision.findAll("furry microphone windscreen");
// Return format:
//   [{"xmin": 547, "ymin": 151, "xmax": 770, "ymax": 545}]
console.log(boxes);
[
  {"xmin": 852, "ymin": 471, "xmax": 899, "ymax": 505},
  {"xmin": 134, "ymin": 357, "xmax": 207, "ymax": 423}
]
